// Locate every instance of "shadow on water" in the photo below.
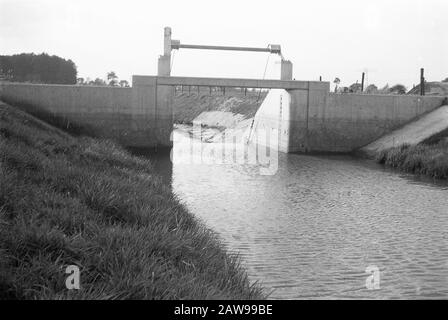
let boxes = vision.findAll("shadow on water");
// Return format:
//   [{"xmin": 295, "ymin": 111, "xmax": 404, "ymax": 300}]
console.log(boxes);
[{"xmin": 127, "ymin": 147, "xmax": 173, "ymax": 187}]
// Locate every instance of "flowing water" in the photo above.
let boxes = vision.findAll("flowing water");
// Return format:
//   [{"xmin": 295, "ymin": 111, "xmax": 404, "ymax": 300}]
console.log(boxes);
[{"xmin": 150, "ymin": 128, "xmax": 448, "ymax": 299}]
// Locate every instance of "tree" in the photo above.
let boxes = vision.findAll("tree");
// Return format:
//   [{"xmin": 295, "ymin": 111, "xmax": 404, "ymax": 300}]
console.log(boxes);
[
  {"xmin": 378, "ymin": 84, "xmax": 390, "ymax": 94},
  {"xmin": 442, "ymin": 77, "xmax": 448, "ymax": 83},
  {"xmin": 365, "ymin": 84, "xmax": 378, "ymax": 94},
  {"xmin": 389, "ymin": 84, "xmax": 407, "ymax": 95},
  {"xmin": 77, "ymin": 77, "xmax": 85, "ymax": 85},
  {"xmin": 0, "ymin": 53, "xmax": 77, "ymax": 84},
  {"xmin": 119, "ymin": 80, "xmax": 130, "ymax": 87},
  {"xmin": 349, "ymin": 82, "xmax": 362, "ymax": 93},
  {"xmin": 89, "ymin": 78, "xmax": 107, "ymax": 86},
  {"xmin": 333, "ymin": 77, "xmax": 341, "ymax": 93},
  {"xmin": 107, "ymin": 71, "xmax": 118, "ymax": 86}
]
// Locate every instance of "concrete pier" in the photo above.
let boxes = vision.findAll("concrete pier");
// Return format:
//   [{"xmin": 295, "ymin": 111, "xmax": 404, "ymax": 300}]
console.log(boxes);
[{"xmin": 280, "ymin": 60, "xmax": 293, "ymax": 81}]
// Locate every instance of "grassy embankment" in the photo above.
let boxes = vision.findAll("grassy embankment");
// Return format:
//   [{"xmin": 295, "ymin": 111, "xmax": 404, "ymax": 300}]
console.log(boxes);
[
  {"xmin": 376, "ymin": 139, "xmax": 448, "ymax": 179},
  {"xmin": 173, "ymin": 93, "xmax": 265, "ymax": 125},
  {"xmin": 0, "ymin": 102, "xmax": 264, "ymax": 299}
]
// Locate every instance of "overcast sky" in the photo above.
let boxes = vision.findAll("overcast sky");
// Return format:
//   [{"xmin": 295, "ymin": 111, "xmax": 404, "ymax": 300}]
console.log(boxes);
[{"xmin": 1, "ymin": 0, "xmax": 447, "ymax": 89}]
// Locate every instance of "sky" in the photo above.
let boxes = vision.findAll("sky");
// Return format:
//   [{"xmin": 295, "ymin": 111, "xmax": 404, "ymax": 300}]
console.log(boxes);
[{"xmin": 1, "ymin": 0, "xmax": 447, "ymax": 90}]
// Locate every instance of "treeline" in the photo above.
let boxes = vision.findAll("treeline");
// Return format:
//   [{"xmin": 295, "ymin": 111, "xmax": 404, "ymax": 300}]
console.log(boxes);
[
  {"xmin": 77, "ymin": 71, "xmax": 130, "ymax": 87},
  {"xmin": 333, "ymin": 76, "xmax": 448, "ymax": 95},
  {"xmin": 0, "ymin": 53, "xmax": 77, "ymax": 84}
]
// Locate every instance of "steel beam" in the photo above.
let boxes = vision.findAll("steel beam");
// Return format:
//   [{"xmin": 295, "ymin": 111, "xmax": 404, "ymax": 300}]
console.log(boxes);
[{"xmin": 171, "ymin": 42, "xmax": 281, "ymax": 54}]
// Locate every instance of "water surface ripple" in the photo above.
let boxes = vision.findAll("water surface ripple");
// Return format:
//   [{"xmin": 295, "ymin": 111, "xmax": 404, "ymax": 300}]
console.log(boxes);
[{"xmin": 159, "ymin": 130, "xmax": 448, "ymax": 299}]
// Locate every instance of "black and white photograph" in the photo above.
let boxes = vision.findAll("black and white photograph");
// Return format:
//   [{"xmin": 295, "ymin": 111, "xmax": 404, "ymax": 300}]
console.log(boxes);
[{"xmin": 0, "ymin": 0, "xmax": 447, "ymax": 310}]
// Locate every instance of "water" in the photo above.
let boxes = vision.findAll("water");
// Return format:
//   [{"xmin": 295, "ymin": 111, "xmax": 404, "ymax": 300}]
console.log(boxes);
[{"xmin": 151, "ymin": 128, "xmax": 448, "ymax": 299}]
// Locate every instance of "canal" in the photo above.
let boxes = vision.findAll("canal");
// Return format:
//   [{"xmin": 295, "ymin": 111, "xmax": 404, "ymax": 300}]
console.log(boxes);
[{"xmin": 150, "ymin": 127, "xmax": 448, "ymax": 299}]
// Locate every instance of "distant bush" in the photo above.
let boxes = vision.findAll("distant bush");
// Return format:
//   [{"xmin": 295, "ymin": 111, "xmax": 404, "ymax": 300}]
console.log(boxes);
[
  {"xmin": 389, "ymin": 84, "xmax": 407, "ymax": 95},
  {"xmin": 348, "ymin": 83, "xmax": 362, "ymax": 93},
  {"xmin": 364, "ymin": 84, "xmax": 378, "ymax": 94},
  {"xmin": 77, "ymin": 72, "xmax": 130, "ymax": 87}
]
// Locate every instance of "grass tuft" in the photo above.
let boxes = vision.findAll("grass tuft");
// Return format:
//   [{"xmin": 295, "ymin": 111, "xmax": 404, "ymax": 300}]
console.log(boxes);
[{"xmin": 375, "ymin": 140, "xmax": 448, "ymax": 179}]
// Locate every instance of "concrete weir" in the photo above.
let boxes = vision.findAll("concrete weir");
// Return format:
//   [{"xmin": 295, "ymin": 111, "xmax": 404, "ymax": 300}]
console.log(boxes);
[
  {"xmin": 1, "ymin": 78, "xmax": 447, "ymax": 154},
  {"xmin": 1, "ymin": 27, "xmax": 447, "ymax": 154}
]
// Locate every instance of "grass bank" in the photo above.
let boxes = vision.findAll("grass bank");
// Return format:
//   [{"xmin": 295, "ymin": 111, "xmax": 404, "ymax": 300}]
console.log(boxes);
[
  {"xmin": 0, "ymin": 102, "xmax": 264, "ymax": 299},
  {"xmin": 375, "ymin": 140, "xmax": 448, "ymax": 179},
  {"xmin": 174, "ymin": 93, "xmax": 265, "ymax": 125}
]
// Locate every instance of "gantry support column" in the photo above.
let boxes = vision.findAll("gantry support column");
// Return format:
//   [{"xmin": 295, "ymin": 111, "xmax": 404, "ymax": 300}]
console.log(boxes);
[
  {"xmin": 280, "ymin": 60, "xmax": 293, "ymax": 80},
  {"xmin": 158, "ymin": 27, "xmax": 172, "ymax": 76},
  {"xmin": 152, "ymin": 27, "xmax": 174, "ymax": 148}
]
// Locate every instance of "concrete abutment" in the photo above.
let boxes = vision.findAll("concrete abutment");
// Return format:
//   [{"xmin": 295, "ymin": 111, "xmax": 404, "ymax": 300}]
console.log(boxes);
[{"xmin": 249, "ymin": 85, "xmax": 446, "ymax": 153}]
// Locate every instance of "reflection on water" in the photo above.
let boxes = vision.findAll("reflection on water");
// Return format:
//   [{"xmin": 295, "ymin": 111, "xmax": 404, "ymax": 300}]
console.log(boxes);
[{"xmin": 150, "ymin": 129, "xmax": 448, "ymax": 299}]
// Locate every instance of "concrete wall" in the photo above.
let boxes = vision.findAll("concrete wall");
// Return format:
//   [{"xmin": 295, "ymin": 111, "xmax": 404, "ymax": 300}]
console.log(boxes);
[
  {"xmin": 249, "ymin": 84, "xmax": 446, "ymax": 153},
  {"xmin": 0, "ymin": 82, "xmax": 169, "ymax": 148},
  {"xmin": 304, "ymin": 93, "xmax": 445, "ymax": 152},
  {"xmin": 361, "ymin": 104, "xmax": 448, "ymax": 157}
]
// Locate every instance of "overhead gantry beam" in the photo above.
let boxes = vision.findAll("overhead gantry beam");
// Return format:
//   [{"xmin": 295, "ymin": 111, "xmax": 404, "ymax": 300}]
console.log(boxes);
[
  {"xmin": 170, "ymin": 41, "xmax": 282, "ymax": 54},
  {"xmin": 133, "ymin": 75, "xmax": 323, "ymax": 90},
  {"xmin": 158, "ymin": 27, "xmax": 290, "ymax": 79}
]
